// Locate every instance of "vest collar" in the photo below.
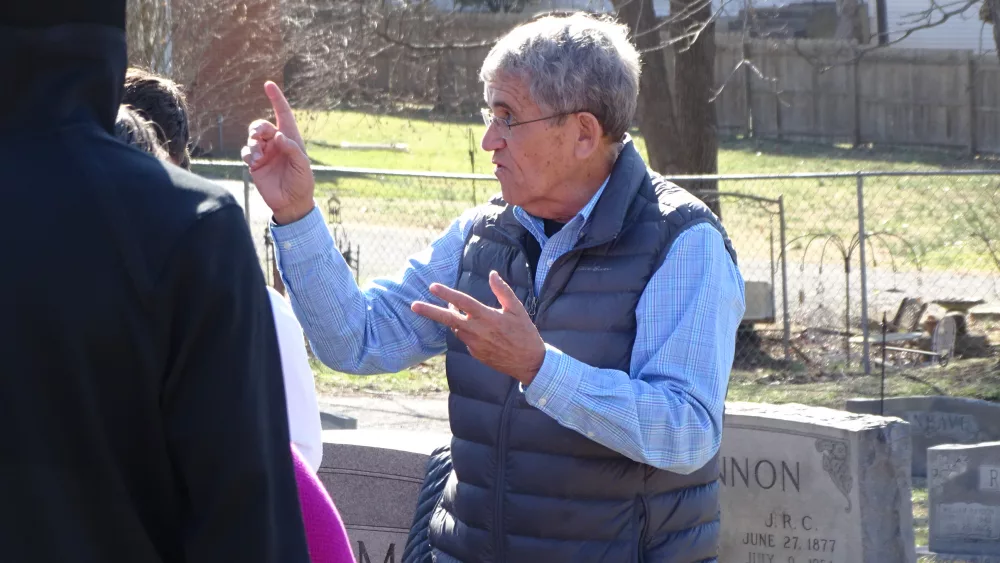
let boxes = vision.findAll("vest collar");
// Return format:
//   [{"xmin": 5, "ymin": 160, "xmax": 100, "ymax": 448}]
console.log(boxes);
[{"xmin": 575, "ymin": 139, "xmax": 648, "ymax": 249}]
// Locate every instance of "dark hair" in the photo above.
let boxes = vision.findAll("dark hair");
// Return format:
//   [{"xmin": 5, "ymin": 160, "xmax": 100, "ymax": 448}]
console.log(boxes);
[
  {"xmin": 122, "ymin": 68, "xmax": 191, "ymax": 169},
  {"xmin": 115, "ymin": 105, "xmax": 170, "ymax": 161}
]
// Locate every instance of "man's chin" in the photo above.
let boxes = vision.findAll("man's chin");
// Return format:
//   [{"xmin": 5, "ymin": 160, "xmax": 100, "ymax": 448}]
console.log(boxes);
[{"xmin": 499, "ymin": 184, "xmax": 519, "ymax": 206}]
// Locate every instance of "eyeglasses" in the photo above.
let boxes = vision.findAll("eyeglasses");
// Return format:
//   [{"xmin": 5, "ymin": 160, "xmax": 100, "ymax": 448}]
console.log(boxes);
[{"xmin": 480, "ymin": 108, "xmax": 582, "ymax": 139}]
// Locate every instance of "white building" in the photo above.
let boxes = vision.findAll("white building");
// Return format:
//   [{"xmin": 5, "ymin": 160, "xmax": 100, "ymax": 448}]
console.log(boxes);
[
  {"xmin": 433, "ymin": 0, "xmax": 995, "ymax": 54},
  {"xmin": 880, "ymin": 0, "xmax": 993, "ymax": 53}
]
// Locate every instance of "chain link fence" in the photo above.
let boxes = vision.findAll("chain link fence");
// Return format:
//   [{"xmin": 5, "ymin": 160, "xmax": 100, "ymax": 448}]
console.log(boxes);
[
  {"xmin": 678, "ymin": 172, "xmax": 1000, "ymax": 389},
  {"xmin": 198, "ymin": 161, "xmax": 1000, "ymax": 405}
]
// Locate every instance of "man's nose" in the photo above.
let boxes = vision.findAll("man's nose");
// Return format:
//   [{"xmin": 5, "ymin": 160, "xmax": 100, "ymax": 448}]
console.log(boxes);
[{"xmin": 481, "ymin": 124, "xmax": 506, "ymax": 152}]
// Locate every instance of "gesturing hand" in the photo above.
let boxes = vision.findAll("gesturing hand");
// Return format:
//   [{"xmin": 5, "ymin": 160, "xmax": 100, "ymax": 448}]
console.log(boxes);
[
  {"xmin": 411, "ymin": 271, "xmax": 546, "ymax": 386},
  {"xmin": 241, "ymin": 81, "xmax": 316, "ymax": 225}
]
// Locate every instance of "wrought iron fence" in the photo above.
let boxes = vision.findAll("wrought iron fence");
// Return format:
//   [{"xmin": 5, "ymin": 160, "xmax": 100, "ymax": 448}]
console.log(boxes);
[{"xmin": 195, "ymin": 161, "xmax": 1000, "ymax": 391}]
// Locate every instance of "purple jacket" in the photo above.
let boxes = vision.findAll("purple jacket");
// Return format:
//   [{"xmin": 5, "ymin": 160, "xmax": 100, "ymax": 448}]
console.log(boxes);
[{"xmin": 291, "ymin": 445, "xmax": 356, "ymax": 563}]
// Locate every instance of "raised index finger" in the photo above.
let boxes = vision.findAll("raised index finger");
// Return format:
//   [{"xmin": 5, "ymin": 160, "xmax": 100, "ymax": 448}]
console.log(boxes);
[
  {"xmin": 264, "ymin": 81, "xmax": 304, "ymax": 148},
  {"xmin": 429, "ymin": 283, "xmax": 491, "ymax": 317}
]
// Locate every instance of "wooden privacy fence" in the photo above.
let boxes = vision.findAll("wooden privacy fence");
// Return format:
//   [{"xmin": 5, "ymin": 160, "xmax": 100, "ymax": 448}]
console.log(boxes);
[
  {"xmin": 708, "ymin": 34, "xmax": 1000, "ymax": 153},
  {"xmin": 346, "ymin": 14, "xmax": 1000, "ymax": 154}
]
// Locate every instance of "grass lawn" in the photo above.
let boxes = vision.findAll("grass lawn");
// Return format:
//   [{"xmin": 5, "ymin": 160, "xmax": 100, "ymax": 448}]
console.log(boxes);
[
  {"xmin": 315, "ymin": 355, "xmax": 1000, "ymax": 403},
  {"xmin": 913, "ymin": 487, "xmax": 929, "ymax": 554},
  {"xmin": 294, "ymin": 109, "xmax": 983, "ymax": 175},
  {"xmin": 314, "ymin": 355, "xmax": 448, "ymax": 396},
  {"xmin": 294, "ymin": 109, "xmax": 1000, "ymax": 273}
]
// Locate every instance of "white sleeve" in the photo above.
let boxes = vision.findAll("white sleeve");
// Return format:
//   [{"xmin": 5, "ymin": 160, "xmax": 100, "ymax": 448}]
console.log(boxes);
[{"xmin": 266, "ymin": 286, "xmax": 324, "ymax": 472}]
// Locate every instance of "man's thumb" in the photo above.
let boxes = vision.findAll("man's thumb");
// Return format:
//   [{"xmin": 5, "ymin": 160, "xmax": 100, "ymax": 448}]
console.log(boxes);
[{"xmin": 275, "ymin": 131, "xmax": 306, "ymax": 158}]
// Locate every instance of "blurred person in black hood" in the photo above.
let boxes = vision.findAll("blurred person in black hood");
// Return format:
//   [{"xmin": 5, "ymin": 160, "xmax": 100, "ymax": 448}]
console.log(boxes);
[{"xmin": 0, "ymin": 2, "xmax": 311, "ymax": 562}]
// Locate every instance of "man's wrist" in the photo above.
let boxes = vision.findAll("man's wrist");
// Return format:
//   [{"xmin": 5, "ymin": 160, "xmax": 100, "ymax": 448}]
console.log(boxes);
[
  {"xmin": 516, "ymin": 344, "xmax": 546, "ymax": 387},
  {"xmin": 523, "ymin": 344, "xmax": 581, "ymax": 414},
  {"xmin": 272, "ymin": 202, "xmax": 317, "ymax": 226}
]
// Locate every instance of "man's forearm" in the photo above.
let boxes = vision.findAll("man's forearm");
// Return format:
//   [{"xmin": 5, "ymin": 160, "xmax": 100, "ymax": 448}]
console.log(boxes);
[
  {"xmin": 524, "ymin": 224, "xmax": 745, "ymax": 474},
  {"xmin": 271, "ymin": 207, "xmax": 471, "ymax": 375},
  {"xmin": 524, "ymin": 346, "xmax": 723, "ymax": 473},
  {"xmin": 270, "ymin": 207, "xmax": 377, "ymax": 372}
]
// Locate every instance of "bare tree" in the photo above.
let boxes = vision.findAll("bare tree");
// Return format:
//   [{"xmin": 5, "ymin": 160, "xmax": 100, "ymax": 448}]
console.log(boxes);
[
  {"xmin": 280, "ymin": 0, "xmax": 385, "ymax": 112},
  {"xmin": 615, "ymin": 0, "xmax": 681, "ymax": 175},
  {"xmin": 989, "ymin": 0, "xmax": 1000, "ymax": 58},
  {"xmin": 126, "ymin": 0, "xmax": 172, "ymax": 74},
  {"xmin": 610, "ymin": 0, "xmax": 999, "ymax": 218},
  {"xmin": 126, "ymin": 0, "xmax": 288, "ymax": 153},
  {"xmin": 281, "ymin": 0, "xmax": 505, "ymax": 122},
  {"xmin": 613, "ymin": 0, "xmax": 723, "ymax": 216}
]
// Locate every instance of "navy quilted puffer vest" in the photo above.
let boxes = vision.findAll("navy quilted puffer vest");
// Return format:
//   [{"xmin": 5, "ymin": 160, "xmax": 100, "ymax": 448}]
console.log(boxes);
[{"xmin": 428, "ymin": 143, "xmax": 738, "ymax": 563}]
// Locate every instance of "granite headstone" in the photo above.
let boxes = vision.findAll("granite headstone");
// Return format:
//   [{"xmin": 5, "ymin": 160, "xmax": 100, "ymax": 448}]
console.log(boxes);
[
  {"xmin": 318, "ymin": 430, "xmax": 450, "ymax": 563},
  {"xmin": 924, "ymin": 441, "xmax": 1000, "ymax": 560},
  {"xmin": 845, "ymin": 396, "xmax": 1000, "ymax": 478},
  {"xmin": 720, "ymin": 402, "xmax": 915, "ymax": 563}
]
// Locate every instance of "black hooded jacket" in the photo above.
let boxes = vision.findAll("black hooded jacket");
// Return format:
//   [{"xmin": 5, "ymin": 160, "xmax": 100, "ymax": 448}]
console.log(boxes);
[{"xmin": 0, "ymin": 3, "xmax": 311, "ymax": 562}]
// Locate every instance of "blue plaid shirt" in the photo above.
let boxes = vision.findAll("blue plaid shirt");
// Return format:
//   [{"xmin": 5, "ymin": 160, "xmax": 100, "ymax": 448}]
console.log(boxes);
[{"xmin": 272, "ymin": 182, "xmax": 745, "ymax": 474}]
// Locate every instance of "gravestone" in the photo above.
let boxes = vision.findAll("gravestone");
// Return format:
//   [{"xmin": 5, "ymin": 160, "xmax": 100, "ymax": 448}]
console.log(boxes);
[
  {"xmin": 932, "ymin": 316, "xmax": 958, "ymax": 361},
  {"xmin": 318, "ymin": 430, "xmax": 450, "ymax": 563},
  {"xmin": 720, "ymin": 402, "xmax": 915, "ymax": 563},
  {"xmin": 895, "ymin": 297, "xmax": 928, "ymax": 332},
  {"xmin": 923, "ymin": 442, "xmax": 1000, "ymax": 561},
  {"xmin": 915, "ymin": 553, "xmax": 1000, "ymax": 562},
  {"xmin": 320, "ymin": 410, "xmax": 358, "ymax": 430},
  {"xmin": 845, "ymin": 397, "xmax": 1000, "ymax": 477}
]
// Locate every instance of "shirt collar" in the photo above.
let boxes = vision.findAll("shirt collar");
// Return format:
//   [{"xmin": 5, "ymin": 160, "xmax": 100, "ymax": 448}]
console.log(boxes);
[{"xmin": 576, "ymin": 174, "xmax": 611, "ymax": 223}]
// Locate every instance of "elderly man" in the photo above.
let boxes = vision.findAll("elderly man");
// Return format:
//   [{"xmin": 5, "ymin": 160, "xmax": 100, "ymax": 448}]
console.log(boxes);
[{"xmin": 244, "ymin": 12, "xmax": 745, "ymax": 562}]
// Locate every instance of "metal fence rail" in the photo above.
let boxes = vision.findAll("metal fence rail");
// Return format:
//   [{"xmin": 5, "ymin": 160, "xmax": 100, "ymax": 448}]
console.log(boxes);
[{"xmin": 194, "ymin": 160, "xmax": 1000, "ymax": 380}]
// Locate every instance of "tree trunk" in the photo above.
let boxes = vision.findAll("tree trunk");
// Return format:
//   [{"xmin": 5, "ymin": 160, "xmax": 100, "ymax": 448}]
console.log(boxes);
[
  {"xmin": 990, "ymin": 0, "xmax": 1000, "ymax": 61},
  {"xmin": 614, "ymin": 0, "xmax": 681, "ymax": 175},
  {"xmin": 670, "ymin": 0, "xmax": 721, "ymax": 217},
  {"xmin": 614, "ymin": 0, "xmax": 721, "ymax": 216}
]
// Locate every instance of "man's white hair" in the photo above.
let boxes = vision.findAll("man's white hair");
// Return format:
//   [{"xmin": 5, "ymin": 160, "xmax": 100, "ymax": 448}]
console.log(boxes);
[{"xmin": 480, "ymin": 11, "xmax": 641, "ymax": 140}]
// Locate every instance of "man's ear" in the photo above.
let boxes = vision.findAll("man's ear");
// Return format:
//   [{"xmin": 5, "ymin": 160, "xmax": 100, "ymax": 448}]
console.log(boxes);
[{"xmin": 574, "ymin": 112, "xmax": 604, "ymax": 160}]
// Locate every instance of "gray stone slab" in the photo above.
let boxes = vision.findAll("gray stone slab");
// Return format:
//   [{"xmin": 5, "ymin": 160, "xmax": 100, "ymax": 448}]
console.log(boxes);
[
  {"xmin": 720, "ymin": 402, "xmax": 915, "ymax": 563},
  {"xmin": 969, "ymin": 304, "xmax": 1000, "ymax": 322},
  {"xmin": 743, "ymin": 280, "xmax": 775, "ymax": 323},
  {"xmin": 318, "ymin": 430, "xmax": 450, "ymax": 563},
  {"xmin": 845, "ymin": 397, "xmax": 1000, "ymax": 477},
  {"xmin": 928, "ymin": 442, "xmax": 1000, "ymax": 557},
  {"xmin": 917, "ymin": 546, "xmax": 1000, "ymax": 562},
  {"xmin": 320, "ymin": 410, "xmax": 358, "ymax": 430}
]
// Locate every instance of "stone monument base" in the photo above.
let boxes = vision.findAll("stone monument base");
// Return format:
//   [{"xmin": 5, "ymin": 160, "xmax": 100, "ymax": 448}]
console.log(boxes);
[
  {"xmin": 918, "ymin": 546, "xmax": 1000, "ymax": 562},
  {"xmin": 318, "ymin": 430, "xmax": 451, "ymax": 563},
  {"xmin": 320, "ymin": 410, "xmax": 358, "ymax": 430}
]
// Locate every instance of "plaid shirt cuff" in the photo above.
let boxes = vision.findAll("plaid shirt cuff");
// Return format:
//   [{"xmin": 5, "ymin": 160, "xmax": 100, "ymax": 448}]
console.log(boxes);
[
  {"xmin": 269, "ymin": 204, "xmax": 331, "ymax": 267},
  {"xmin": 524, "ymin": 343, "xmax": 583, "ymax": 417}
]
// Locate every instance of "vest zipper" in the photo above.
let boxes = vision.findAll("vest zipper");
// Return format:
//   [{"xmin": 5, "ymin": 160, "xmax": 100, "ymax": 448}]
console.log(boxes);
[
  {"xmin": 488, "ymin": 228, "xmax": 539, "ymax": 563},
  {"xmin": 637, "ymin": 494, "xmax": 650, "ymax": 563},
  {"xmin": 494, "ymin": 381, "xmax": 517, "ymax": 562}
]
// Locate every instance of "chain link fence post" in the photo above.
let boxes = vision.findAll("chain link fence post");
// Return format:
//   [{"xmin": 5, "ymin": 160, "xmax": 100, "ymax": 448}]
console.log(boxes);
[
  {"xmin": 778, "ymin": 194, "xmax": 791, "ymax": 363},
  {"xmin": 856, "ymin": 173, "xmax": 872, "ymax": 375}
]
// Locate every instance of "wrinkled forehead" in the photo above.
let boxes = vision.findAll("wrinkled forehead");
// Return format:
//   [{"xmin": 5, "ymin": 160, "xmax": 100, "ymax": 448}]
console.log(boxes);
[{"xmin": 483, "ymin": 73, "xmax": 541, "ymax": 115}]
